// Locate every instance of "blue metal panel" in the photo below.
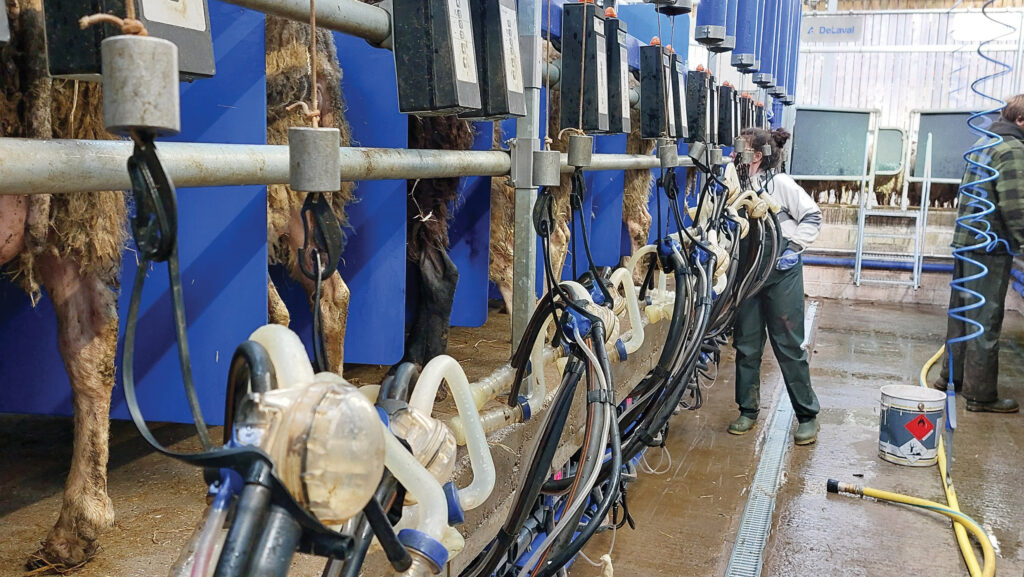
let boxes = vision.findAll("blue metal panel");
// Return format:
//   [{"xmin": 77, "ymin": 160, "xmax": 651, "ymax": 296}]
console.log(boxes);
[
  {"xmin": 449, "ymin": 123, "xmax": 495, "ymax": 327},
  {"xmin": 0, "ymin": 1, "xmax": 268, "ymax": 424},
  {"xmin": 589, "ymin": 135, "xmax": 626, "ymax": 267},
  {"xmin": 333, "ymin": 33, "xmax": 407, "ymax": 364},
  {"xmin": 541, "ymin": 0, "xmax": 565, "ymax": 40}
]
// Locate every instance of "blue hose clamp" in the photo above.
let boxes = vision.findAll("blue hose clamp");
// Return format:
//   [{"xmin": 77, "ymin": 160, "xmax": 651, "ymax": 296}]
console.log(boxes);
[
  {"xmin": 442, "ymin": 482, "xmax": 465, "ymax": 525},
  {"xmin": 518, "ymin": 395, "xmax": 532, "ymax": 422},
  {"xmin": 397, "ymin": 529, "xmax": 449, "ymax": 572},
  {"xmin": 376, "ymin": 406, "xmax": 390, "ymax": 428},
  {"xmin": 615, "ymin": 339, "xmax": 627, "ymax": 361}
]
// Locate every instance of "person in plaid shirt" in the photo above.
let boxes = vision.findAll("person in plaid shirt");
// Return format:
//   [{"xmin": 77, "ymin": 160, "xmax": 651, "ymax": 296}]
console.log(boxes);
[{"xmin": 934, "ymin": 94, "xmax": 1024, "ymax": 413}]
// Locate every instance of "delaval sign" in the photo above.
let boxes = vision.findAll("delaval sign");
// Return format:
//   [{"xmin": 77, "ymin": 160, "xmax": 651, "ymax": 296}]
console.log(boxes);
[{"xmin": 802, "ymin": 15, "xmax": 864, "ymax": 43}]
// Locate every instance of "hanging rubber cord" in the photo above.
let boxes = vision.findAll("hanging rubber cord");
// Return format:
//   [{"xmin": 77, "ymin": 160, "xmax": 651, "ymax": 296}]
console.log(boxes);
[
  {"xmin": 297, "ymin": 192, "xmax": 344, "ymax": 373},
  {"xmin": 126, "ymin": 134, "xmax": 212, "ymax": 450}
]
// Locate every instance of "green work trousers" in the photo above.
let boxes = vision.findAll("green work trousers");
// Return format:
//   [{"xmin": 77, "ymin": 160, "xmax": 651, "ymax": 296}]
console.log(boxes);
[
  {"xmin": 940, "ymin": 251, "xmax": 1013, "ymax": 403},
  {"xmin": 733, "ymin": 261, "xmax": 820, "ymax": 422}
]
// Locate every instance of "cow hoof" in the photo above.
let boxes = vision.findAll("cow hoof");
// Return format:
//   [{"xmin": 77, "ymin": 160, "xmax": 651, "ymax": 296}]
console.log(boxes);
[{"xmin": 27, "ymin": 535, "xmax": 98, "ymax": 574}]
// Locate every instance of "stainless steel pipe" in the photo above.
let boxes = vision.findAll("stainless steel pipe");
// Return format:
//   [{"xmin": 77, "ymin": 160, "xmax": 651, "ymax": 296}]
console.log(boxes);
[
  {"xmin": 558, "ymin": 153, "xmax": 693, "ymax": 173},
  {"xmin": 0, "ymin": 139, "xmax": 698, "ymax": 195},
  {"xmin": 0, "ymin": 139, "xmax": 511, "ymax": 195},
  {"xmin": 220, "ymin": 0, "xmax": 392, "ymax": 47}
]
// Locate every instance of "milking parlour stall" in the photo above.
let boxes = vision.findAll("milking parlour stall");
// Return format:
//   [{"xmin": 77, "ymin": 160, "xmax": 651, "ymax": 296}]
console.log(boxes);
[{"xmin": 5, "ymin": 0, "xmax": 1021, "ymax": 576}]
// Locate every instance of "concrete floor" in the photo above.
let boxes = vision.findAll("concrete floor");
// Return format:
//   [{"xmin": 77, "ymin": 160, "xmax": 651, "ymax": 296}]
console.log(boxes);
[
  {"xmin": 1, "ymin": 301, "xmax": 1022, "ymax": 576},
  {"xmin": 572, "ymin": 300, "xmax": 1024, "ymax": 577}
]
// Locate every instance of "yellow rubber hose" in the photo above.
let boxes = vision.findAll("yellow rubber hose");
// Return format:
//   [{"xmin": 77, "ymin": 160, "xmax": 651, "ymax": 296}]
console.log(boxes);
[
  {"xmin": 920, "ymin": 345, "xmax": 986, "ymax": 577},
  {"xmin": 827, "ymin": 479, "xmax": 995, "ymax": 577}
]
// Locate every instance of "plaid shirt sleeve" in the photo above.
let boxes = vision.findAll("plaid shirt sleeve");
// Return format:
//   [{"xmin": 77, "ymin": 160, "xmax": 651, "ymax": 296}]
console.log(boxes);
[{"xmin": 994, "ymin": 142, "xmax": 1024, "ymax": 250}]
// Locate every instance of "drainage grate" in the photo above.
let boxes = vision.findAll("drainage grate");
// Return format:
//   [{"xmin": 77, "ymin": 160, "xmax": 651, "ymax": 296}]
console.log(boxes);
[{"xmin": 724, "ymin": 301, "xmax": 819, "ymax": 577}]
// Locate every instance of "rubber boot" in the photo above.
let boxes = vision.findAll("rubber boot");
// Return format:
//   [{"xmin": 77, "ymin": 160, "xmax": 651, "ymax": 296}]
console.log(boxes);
[
  {"xmin": 794, "ymin": 419, "xmax": 819, "ymax": 445},
  {"xmin": 965, "ymin": 398, "xmax": 1019, "ymax": 413},
  {"xmin": 728, "ymin": 415, "xmax": 757, "ymax": 435}
]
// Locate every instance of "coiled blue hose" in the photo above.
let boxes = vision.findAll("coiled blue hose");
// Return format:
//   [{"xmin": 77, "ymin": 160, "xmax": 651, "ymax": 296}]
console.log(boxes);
[{"xmin": 946, "ymin": 0, "xmax": 1017, "ymax": 446}]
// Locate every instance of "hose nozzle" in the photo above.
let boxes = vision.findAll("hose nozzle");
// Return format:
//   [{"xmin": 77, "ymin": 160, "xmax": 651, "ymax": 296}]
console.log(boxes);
[{"xmin": 826, "ymin": 478, "xmax": 863, "ymax": 496}]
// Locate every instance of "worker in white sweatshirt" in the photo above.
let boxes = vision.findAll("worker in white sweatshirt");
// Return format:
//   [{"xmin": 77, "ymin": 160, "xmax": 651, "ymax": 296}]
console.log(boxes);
[{"xmin": 729, "ymin": 127, "xmax": 823, "ymax": 445}]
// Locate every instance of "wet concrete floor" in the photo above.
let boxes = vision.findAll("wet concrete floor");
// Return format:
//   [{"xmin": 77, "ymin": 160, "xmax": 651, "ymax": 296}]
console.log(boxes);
[
  {"xmin": 571, "ymin": 300, "xmax": 1024, "ymax": 577},
  {"xmin": 1, "ymin": 301, "xmax": 1022, "ymax": 576}
]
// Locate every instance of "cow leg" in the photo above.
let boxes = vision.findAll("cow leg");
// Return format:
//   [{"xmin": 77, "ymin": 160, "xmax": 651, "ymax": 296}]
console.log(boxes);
[
  {"xmin": 497, "ymin": 276, "xmax": 514, "ymax": 318},
  {"xmin": 28, "ymin": 253, "xmax": 117, "ymax": 570},
  {"xmin": 0, "ymin": 195, "xmax": 27, "ymax": 266},
  {"xmin": 547, "ymin": 220, "xmax": 571, "ymax": 288},
  {"xmin": 404, "ymin": 244, "xmax": 458, "ymax": 367},
  {"xmin": 287, "ymin": 267, "xmax": 349, "ymax": 374},
  {"xmin": 313, "ymin": 272, "xmax": 349, "ymax": 373},
  {"xmin": 268, "ymin": 275, "xmax": 291, "ymax": 327}
]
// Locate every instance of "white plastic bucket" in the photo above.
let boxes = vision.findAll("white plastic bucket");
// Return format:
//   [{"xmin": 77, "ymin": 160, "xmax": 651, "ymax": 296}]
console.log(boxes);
[{"xmin": 878, "ymin": 385, "xmax": 946, "ymax": 467}]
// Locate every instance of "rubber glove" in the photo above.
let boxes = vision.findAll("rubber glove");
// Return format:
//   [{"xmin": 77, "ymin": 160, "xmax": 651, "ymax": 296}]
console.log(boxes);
[{"xmin": 776, "ymin": 248, "xmax": 800, "ymax": 271}]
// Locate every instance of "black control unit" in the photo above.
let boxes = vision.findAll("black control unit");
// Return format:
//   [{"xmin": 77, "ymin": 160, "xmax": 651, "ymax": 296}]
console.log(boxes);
[
  {"xmin": 462, "ymin": 0, "xmax": 525, "ymax": 120},
  {"xmin": 605, "ymin": 15, "xmax": 630, "ymax": 134},
  {"xmin": 43, "ymin": 0, "xmax": 215, "ymax": 79},
  {"xmin": 685, "ymin": 68, "xmax": 711, "ymax": 143},
  {"xmin": 393, "ymin": 0, "xmax": 483, "ymax": 115},
  {"xmin": 639, "ymin": 44, "xmax": 676, "ymax": 139},
  {"xmin": 560, "ymin": 2, "xmax": 609, "ymax": 133},
  {"xmin": 671, "ymin": 53, "xmax": 688, "ymax": 140},
  {"xmin": 717, "ymin": 83, "xmax": 737, "ymax": 145},
  {"xmin": 739, "ymin": 94, "xmax": 752, "ymax": 130}
]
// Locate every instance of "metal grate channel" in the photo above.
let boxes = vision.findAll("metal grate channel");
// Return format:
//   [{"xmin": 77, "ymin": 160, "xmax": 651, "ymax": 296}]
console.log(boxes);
[{"xmin": 724, "ymin": 301, "xmax": 820, "ymax": 577}]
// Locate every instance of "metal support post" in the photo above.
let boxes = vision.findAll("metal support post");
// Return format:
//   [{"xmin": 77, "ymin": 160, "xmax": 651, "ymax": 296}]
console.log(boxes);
[{"xmin": 511, "ymin": 0, "xmax": 542, "ymax": 346}]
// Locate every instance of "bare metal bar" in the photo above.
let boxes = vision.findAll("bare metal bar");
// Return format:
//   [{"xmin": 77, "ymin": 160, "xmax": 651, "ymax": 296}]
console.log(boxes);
[
  {"xmin": 220, "ymin": 0, "xmax": 392, "ymax": 46},
  {"xmin": 0, "ymin": 137, "xmax": 698, "ymax": 196},
  {"xmin": 0, "ymin": 139, "xmax": 510, "ymax": 195},
  {"xmin": 559, "ymin": 153, "xmax": 694, "ymax": 172}
]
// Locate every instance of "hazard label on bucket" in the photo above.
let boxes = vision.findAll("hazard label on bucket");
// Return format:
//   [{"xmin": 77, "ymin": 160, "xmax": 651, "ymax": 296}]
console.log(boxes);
[
  {"xmin": 904, "ymin": 414, "xmax": 934, "ymax": 441},
  {"xmin": 898, "ymin": 438, "xmax": 927, "ymax": 464}
]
